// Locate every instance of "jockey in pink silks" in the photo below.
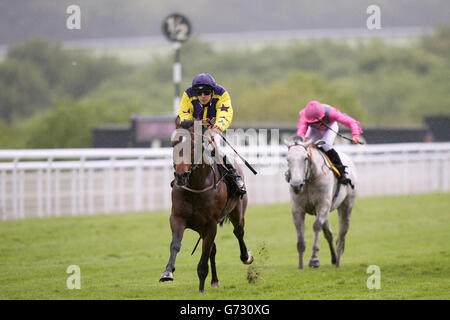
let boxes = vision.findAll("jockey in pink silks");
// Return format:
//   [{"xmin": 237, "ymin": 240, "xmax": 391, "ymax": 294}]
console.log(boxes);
[{"xmin": 296, "ymin": 100, "xmax": 363, "ymax": 185}]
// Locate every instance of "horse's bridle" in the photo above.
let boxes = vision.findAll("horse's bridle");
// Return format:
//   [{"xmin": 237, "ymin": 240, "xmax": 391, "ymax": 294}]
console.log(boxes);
[
  {"xmin": 174, "ymin": 130, "xmax": 225, "ymax": 193},
  {"xmin": 286, "ymin": 144, "xmax": 313, "ymax": 185},
  {"xmin": 174, "ymin": 163, "xmax": 215, "ymax": 193}
]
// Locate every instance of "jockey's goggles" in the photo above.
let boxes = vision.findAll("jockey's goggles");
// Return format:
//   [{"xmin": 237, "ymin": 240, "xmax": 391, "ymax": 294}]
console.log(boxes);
[{"xmin": 194, "ymin": 86, "xmax": 213, "ymax": 96}]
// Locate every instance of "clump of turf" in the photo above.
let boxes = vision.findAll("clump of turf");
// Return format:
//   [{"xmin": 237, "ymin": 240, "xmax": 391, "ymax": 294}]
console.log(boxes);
[{"xmin": 247, "ymin": 241, "xmax": 269, "ymax": 284}]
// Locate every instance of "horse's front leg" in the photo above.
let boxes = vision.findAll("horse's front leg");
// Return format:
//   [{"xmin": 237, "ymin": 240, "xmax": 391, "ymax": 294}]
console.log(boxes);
[
  {"xmin": 230, "ymin": 208, "xmax": 253, "ymax": 265},
  {"xmin": 309, "ymin": 205, "xmax": 331, "ymax": 268},
  {"xmin": 197, "ymin": 223, "xmax": 217, "ymax": 292},
  {"xmin": 291, "ymin": 206, "xmax": 306, "ymax": 269},
  {"xmin": 209, "ymin": 242, "xmax": 220, "ymax": 288},
  {"xmin": 160, "ymin": 215, "xmax": 185, "ymax": 282}
]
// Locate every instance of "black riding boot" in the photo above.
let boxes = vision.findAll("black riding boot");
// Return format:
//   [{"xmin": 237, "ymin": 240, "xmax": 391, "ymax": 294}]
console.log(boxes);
[
  {"xmin": 324, "ymin": 149, "xmax": 353, "ymax": 187},
  {"xmin": 223, "ymin": 156, "xmax": 246, "ymax": 197}
]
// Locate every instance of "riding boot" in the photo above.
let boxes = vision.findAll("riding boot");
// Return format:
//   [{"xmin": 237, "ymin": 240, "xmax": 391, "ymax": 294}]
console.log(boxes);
[
  {"xmin": 223, "ymin": 156, "xmax": 246, "ymax": 197},
  {"xmin": 324, "ymin": 149, "xmax": 353, "ymax": 187}
]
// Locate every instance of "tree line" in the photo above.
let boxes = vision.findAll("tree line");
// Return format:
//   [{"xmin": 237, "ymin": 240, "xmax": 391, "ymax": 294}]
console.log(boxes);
[{"xmin": 0, "ymin": 25, "xmax": 449, "ymax": 148}]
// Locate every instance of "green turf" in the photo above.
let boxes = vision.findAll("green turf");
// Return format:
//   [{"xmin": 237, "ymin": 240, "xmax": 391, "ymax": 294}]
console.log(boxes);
[{"xmin": 0, "ymin": 193, "xmax": 449, "ymax": 300}]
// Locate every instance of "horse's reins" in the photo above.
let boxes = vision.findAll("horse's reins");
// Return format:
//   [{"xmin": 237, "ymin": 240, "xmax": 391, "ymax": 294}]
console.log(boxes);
[
  {"xmin": 203, "ymin": 118, "xmax": 258, "ymax": 175},
  {"xmin": 288, "ymin": 143, "xmax": 330, "ymax": 184},
  {"xmin": 175, "ymin": 130, "xmax": 227, "ymax": 193},
  {"xmin": 288, "ymin": 143, "xmax": 313, "ymax": 184},
  {"xmin": 314, "ymin": 117, "xmax": 364, "ymax": 145}
]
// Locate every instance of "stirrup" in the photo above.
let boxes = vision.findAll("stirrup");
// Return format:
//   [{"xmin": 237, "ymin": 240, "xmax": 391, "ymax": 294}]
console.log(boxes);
[
  {"xmin": 228, "ymin": 168, "xmax": 246, "ymax": 198},
  {"xmin": 234, "ymin": 176, "xmax": 247, "ymax": 198},
  {"xmin": 333, "ymin": 164, "xmax": 353, "ymax": 188},
  {"xmin": 236, "ymin": 188, "xmax": 246, "ymax": 199},
  {"xmin": 237, "ymin": 184, "xmax": 246, "ymax": 197},
  {"xmin": 223, "ymin": 159, "xmax": 246, "ymax": 197}
]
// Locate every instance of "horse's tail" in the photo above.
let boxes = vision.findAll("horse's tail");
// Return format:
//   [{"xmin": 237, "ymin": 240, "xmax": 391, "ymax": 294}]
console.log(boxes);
[
  {"xmin": 219, "ymin": 216, "xmax": 230, "ymax": 227},
  {"xmin": 191, "ymin": 236, "xmax": 201, "ymax": 255}
]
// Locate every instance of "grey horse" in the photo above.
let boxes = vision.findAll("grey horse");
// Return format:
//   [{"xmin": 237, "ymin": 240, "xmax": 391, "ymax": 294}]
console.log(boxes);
[{"xmin": 285, "ymin": 137, "xmax": 357, "ymax": 269}]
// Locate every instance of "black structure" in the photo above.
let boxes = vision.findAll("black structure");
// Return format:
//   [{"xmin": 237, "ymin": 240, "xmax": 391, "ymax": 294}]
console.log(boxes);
[
  {"xmin": 130, "ymin": 114, "xmax": 176, "ymax": 147},
  {"xmin": 424, "ymin": 116, "xmax": 450, "ymax": 142},
  {"xmin": 348, "ymin": 126, "xmax": 429, "ymax": 144},
  {"xmin": 92, "ymin": 124, "xmax": 131, "ymax": 148}
]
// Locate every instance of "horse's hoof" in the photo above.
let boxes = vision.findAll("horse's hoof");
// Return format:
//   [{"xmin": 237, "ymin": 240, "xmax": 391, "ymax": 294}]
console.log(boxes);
[
  {"xmin": 211, "ymin": 281, "xmax": 220, "ymax": 288},
  {"xmin": 159, "ymin": 271, "xmax": 174, "ymax": 282},
  {"xmin": 244, "ymin": 252, "xmax": 254, "ymax": 265},
  {"xmin": 308, "ymin": 259, "xmax": 320, "ymax": 268}
]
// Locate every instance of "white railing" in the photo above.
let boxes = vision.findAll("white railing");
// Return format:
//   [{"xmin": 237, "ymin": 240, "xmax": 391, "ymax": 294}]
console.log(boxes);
[{"xmin": 0, "ymin": 142, "xmax": 449, "ymax": 220}]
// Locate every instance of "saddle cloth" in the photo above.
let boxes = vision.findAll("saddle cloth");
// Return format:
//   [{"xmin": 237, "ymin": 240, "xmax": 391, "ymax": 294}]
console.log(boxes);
[{"xmin": 320, "ymin": 152, "xmax": 342, "ymax": 178}]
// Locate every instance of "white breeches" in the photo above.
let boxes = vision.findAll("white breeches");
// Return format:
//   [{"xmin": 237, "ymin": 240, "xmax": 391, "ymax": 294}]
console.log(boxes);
[{"xmin": 305, "ymin": 122, "xmax": 338, "ymax": 152}]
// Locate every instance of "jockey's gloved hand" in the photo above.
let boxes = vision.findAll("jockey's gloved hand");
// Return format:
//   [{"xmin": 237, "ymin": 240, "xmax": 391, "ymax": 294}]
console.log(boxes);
[
  {"xmin": 352, "ymin": 136, "xmax": 360, "ymax": 144},
  {"xmin": 208, "ymin": 125, "xmax": 222, "ymax": 140}
]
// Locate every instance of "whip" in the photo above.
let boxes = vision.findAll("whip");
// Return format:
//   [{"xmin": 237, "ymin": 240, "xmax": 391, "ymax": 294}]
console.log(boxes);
[{"xmin": 315, "ymin": 118, "xmax": 365, "ymax": 145}]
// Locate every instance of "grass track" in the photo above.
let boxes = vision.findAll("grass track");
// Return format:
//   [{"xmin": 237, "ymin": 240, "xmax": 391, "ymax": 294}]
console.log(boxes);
[{"xmin": 0, "ymin": 193, "xmax": 449, "ymax": 300}]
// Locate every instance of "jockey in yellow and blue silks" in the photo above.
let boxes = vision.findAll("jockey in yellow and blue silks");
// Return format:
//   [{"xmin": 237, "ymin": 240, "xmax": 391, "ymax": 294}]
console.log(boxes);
[
  {"xmin": 178, "ymin": 73, "xmax": 233, "ymax": 132},
  {"xmin": 176, "ymin": 73, "xmax": 246, "ymax": 196}
]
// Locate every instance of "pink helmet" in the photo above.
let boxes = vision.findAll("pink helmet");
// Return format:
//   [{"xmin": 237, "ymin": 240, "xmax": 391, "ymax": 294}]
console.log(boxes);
[{"xmin": 304, "ymin": 101, "xmax": 325, "ymax": 123}]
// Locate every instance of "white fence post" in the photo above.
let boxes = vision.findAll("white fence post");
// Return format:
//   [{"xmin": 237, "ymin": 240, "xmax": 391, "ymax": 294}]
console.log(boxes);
[
  {"xmin": 46, "ymin": 158, "xmax": 53, "ymax": 218},
  {"xmin": 37, "ymin": 169, "xmax": 43, "ymax": 218},
  {"xmin": 87, "ymin": 167, "xmax": 94, "ymax": 215},
  {"xmin": 12, "ymin": 158, "xmax": 18, "ymax": 219},
  {"xmin": 1, "ymin": 170, "xmax": 6, "ymax": 220},
  {"xmin": 134, "ymin": 156, "xmax": 143, "ymax": 212},
  {"xmin": 54, "ymin": 168, "xmax": 61, "ymax": 217}
]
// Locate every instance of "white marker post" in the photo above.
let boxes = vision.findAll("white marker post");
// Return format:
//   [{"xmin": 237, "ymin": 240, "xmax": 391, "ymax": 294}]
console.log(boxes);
[
  {"xmin": 173, "ymin": 41, "xmax": 182, "ymax": 115},
  {"xmin": 162, "ymin": 14, "xmax": 192, "ymax": 116}
]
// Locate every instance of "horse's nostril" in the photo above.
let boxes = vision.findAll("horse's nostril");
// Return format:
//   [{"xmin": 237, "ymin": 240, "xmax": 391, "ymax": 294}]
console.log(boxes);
[{"xmin": 291, "ymin": 184, "xmax": 303, "ymax": 193}]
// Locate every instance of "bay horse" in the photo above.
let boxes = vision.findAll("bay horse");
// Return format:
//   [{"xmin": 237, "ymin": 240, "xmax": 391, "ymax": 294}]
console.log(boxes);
[
  {"xmin": 160, "ymin": 119, "xmax": 253, "ymax": 292},
  {"xmin": 285, "ymin": 136, "xmax": 357, "ymax": 269}
]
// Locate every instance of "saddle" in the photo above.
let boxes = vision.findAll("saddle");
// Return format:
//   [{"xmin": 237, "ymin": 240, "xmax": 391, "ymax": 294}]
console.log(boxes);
[{"xmin": 321, "ymin": 152, "xmax": 342, "ymax": 178}]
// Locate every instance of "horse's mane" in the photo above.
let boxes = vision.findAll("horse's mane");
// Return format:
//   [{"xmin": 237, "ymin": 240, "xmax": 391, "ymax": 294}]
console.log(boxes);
[{"xmin": 285, "ymin": 136, "xmax": 326, "ymax": 150}]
